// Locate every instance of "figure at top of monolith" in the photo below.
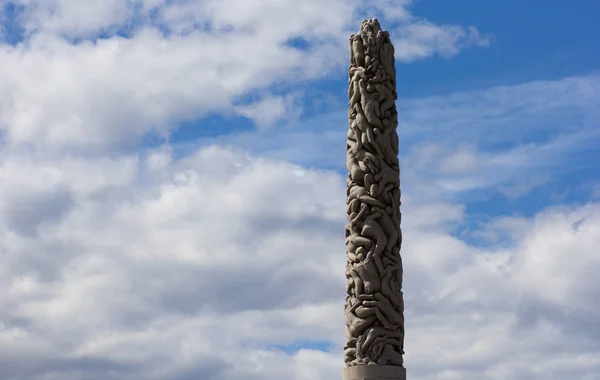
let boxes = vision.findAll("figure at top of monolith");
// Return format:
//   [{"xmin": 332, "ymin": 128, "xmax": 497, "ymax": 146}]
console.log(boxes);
[{"xmin": 343, "ymin": 18, "xmax": 406, "ymax": 380}]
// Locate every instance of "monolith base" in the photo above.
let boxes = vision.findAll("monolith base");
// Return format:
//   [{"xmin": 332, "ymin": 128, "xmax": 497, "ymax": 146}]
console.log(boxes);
[{"xmin": 343, "ymin": 365, "xmax": 406, "ymax": 380}]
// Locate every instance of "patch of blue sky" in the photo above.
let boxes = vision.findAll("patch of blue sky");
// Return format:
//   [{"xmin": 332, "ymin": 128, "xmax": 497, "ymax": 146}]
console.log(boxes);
[
  {"xmin": 284, "ymin": 36, "xmax": 311, "ymax": 51},
  {"xmin": 407, "ymin": 0, "xmax": 600, "ymax": 95},
  {"xmin": 1, "ymin": 2, "xmax": 25, "ymax": 45}
]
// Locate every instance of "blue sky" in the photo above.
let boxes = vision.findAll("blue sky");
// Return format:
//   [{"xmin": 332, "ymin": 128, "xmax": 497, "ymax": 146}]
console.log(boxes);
[
  {"xmin": 407, "ymin": 0, "xmax": 600, "ymax": 92},
  {"xmin": 0, "ymin": 1, "xmax": 599, "ymax": 379}
]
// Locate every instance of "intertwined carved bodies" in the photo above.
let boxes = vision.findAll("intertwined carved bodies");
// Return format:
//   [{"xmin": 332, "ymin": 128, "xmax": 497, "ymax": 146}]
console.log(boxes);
[{"xmin": 344, "ymin": 19, "xmax": 405, "ymax": 367}]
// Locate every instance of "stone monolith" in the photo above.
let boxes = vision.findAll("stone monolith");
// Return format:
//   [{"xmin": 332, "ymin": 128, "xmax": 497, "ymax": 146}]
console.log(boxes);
[{"xmin": 343, "ymin": 19, "xmax": 406, "ymax": 380}]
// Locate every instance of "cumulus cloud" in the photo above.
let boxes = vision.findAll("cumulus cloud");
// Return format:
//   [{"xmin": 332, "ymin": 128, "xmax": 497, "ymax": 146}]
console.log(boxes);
[
  {"xmin": 0, "ymin": 0, "xmax": 490, "ymax": 152},
  {"xmin": 234, "ymin": 94, "xmax": 302, "ymax": 130},
  {"xmin": 394, "ymin": 23, "xmax": 491, "ymax": 61},
  {"xmin": 0, "ymin": 144, "xmax": 598, "ymax": 380},
  {"xmin": 403, "ymin": 203, "xmax": 600, "ymax": 380},
  {"xmin": 0, "ymin": 146, "xmax": 345, "ymax": 380},
  {"xmin": 11, "ymin": 0, "xmax": 137, "ymax": 37}
]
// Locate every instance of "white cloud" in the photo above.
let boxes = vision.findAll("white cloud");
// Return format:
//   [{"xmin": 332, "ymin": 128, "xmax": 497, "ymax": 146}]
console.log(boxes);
[
  {"xmin": 403, "ymin": 203, "xmax": 600, "ymax": 379},
  {"xmin": 394, "ymin": 23, "xmax": 491, "ymax": 61},
  {"xmin": 234, "ymin": 94, "xmax": 302, "ymax": 130},
  {"xmin": 13, "ymin": 0, "xmax": 136, "ymax": 37},
  {"xmin": 0, "ymin": 0, "xmax": 490, "ymax": 153},
  {"xmin": 0, "ymin": 145, "xmax": 598, "ymax": 379},
  {"xmin": 0, "ymin": 146, "xmax": 345, "ymax": 379},
  {"xmin": 0, "ymin": 28, "xmax": 310, "ymax": 152}
]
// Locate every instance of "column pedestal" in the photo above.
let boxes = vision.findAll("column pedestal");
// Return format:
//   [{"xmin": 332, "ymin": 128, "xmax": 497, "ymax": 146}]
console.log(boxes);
[{"xmin": 343, "ymin": 365, "xmax": 406, "ymax": 380}]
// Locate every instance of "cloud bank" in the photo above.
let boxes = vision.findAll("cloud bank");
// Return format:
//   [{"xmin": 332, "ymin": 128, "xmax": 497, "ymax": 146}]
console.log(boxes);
[{"xmin": 0, "ymin": 1, "xmax": 598, "ymax": 379}]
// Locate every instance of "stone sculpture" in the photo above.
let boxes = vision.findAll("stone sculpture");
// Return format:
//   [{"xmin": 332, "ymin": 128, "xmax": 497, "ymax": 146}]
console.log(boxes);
[{"xmin": 343, "ymin": 19, "xmax": 406, "ymax": 380}]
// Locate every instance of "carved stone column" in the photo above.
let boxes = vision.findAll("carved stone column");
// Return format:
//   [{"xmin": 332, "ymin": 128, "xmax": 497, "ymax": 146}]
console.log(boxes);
[{"xmin": 343, "ymin": 19, "xmax": 406, "ymax": 380}]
